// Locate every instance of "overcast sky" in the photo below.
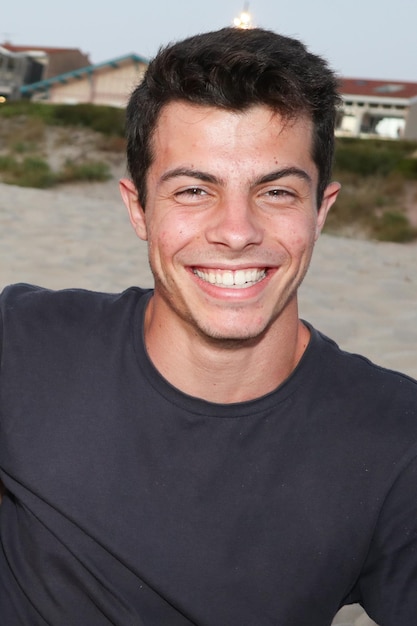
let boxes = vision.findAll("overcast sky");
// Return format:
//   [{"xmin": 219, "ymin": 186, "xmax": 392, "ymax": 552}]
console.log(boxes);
[{"xmin": 3, "ymin": 0, "xmax": 417, "ymax": 82}]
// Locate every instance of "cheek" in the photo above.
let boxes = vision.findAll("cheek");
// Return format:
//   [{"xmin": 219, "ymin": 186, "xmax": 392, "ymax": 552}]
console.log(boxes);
[
  {"xmin": 148, "ymin": 221, "xmax": 193, "ymax": 266},
  {"xmin": 279, "ymin": 215, "xmax": 317, "ymax": 253},
  {"xmin": 149, "ymin": 229, "xmax": 171, "ymax": 260}
]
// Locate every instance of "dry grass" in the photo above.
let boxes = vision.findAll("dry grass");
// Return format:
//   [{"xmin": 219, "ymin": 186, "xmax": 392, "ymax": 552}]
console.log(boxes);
[
  {"xmin": 96, "ymin": 135, "xmax": 126, "ymax": 153},
  {"xmin": 325, "ymin": 171, "xmax": 417, "ymax": 242}
]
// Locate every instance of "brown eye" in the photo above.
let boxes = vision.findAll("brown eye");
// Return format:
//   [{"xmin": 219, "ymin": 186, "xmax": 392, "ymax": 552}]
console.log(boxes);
[
  {"xmin": 267, "ymin": 189, "xmax": 293, "ymax": 197},
  {"xmin": 176, "ymin": 187, "xmax": 207, "ymax": 197}
]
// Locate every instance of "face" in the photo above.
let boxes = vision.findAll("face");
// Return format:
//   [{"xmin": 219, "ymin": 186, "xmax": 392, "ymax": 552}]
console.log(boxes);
[{"xmin": 121, "ymin": 102, "xmax": 339, "ymax": 345}]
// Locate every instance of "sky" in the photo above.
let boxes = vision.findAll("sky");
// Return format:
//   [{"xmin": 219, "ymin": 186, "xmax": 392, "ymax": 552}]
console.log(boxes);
[{"xmin": 3, "ymin": 0, "xmax": 417, "ymax": 82}]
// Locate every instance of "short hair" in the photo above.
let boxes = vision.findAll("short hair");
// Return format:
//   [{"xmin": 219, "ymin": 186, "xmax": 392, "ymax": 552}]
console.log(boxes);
[{"xmin": 125, "ymin": 27, "xmax": 340, "ymax": 208}]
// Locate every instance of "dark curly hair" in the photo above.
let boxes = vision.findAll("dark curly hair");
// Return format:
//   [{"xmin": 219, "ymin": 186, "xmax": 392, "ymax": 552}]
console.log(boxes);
[{"xmin": 125, "ymin": 27, "xmax": 340, "ymax": 207}]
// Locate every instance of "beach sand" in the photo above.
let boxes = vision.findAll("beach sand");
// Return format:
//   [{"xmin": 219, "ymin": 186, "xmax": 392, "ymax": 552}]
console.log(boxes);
[{"xmin": 1, "ymin": 180, "xmax": 416, "ymax": 625}]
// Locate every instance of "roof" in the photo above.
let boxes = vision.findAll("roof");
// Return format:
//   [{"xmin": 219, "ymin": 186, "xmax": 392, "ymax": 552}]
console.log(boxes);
[
  {"xmin": 340, "ymin": 77, "xmax": 417, "ymax": 100},
  {"xmin": 1, "ymin": 43, "xmax": 87, "ymax": 55},
  {"xmin": 20, "ymin": 53, "xmax": 148, "ymax": 94}
]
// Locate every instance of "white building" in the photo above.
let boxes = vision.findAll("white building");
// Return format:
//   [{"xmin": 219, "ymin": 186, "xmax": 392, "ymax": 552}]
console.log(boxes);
[{"xmin": 337, "ymin": 78, "xmax": 417, "ymax": 140}]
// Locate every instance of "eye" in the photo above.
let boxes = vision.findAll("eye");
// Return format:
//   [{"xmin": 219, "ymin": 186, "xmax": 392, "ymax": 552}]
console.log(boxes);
[
  {"xmin": 176, "ymin": 187, "xmax": 207, "ymax": 197},
  {"xmin": 256, "ymin": 186, "xmax": 299, "ymax": 210},
  {"xmin": 173, "ymin": 186, "xmax": 212, "ymax": 205},
  {"xmin": 265, "ymin": 188, "xmax": 294, "ymax": 198}
]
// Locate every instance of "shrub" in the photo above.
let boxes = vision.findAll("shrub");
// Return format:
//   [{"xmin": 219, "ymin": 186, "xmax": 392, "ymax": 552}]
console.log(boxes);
[
  {"xmin": 58, "ymin": 159, "xmax": 111, "ymax": 183},
  {"xmin": 395, "ymin": 158, "xmax": 417, "ymax": 180},
  {"xmin": 334, "ymin": 137, "xmax": 417, "ymax": 178},
  {"xmin": 0, "ymin": 154, "xmax": 18, "ymax": 173},
  {"xmin": 50, "ymin": 103, "xmax": 125, "ymax": 136},
  {"xmin": 0, "ymin": 156, "xmax": 56, "ymax": 188},
  {"xmin": 335, "ymin": 143, "xmax": 402, "ymax": 177},
  {"xmin": 374, "ymin": 211, "xmax": 417, "ymax": 243},
  {"xmin": 10, "ymin": 141, "xmax": 34, "ymax": 153},
  {"xmin": 0, "ymin": 154, "xmax": 110, "ymax": 188},
  {"xmin": 325, "ymin": 175, "xmax": 382, "ymax": 231},
  {"xmin": 0, "ymin": 101, "xmax": 125, "ymax": 136},
  {"xmin": 323, "ymin": 171, "xmax": 417, "ymax": 243},
  {"xmin": 16, "ymin": 157, "xmax": 56, "ymax": 188},
  {"xmin": 0, "ymin": 100, "xmax": 52, "ymax": 120},
  {"xmin": 97, "ymin": 134, "xmax": 126, "ymax": 153}
]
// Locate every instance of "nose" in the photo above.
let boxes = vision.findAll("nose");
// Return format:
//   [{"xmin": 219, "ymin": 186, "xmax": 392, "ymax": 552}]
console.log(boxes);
[{"xmin": 205, "ymin": 197, "xmax": 263, "ymax": 250}]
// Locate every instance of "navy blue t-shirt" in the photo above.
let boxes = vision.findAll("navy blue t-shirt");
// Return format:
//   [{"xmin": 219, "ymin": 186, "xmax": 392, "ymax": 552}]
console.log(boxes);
[{"xmin": 1, "ymin": 284, "xmax": 417, "ymax": 625}]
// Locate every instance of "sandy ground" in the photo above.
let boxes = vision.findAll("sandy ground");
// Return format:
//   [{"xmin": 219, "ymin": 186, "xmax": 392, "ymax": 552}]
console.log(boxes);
[
  {"xmin": 1, "ymin": 179, "xmax": 416, "ymax": 380},
  {"xmin": 1, "ymin": 179, "xmax": 416, "ymax": 625}
]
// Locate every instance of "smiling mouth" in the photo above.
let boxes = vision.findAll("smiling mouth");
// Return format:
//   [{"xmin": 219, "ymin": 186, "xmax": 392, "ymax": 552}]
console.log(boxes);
[{"xmin": 193, "ymin": 268, "xmax": 267, "ymax": 288}]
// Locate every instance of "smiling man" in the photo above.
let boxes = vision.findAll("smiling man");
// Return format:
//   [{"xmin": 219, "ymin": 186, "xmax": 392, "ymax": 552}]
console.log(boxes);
[
  {"xmin": 120, "ymin": 103, "xmax": 339, "ymax": 403},
  {"xmin": 1, "ymin": 27, "xmax": 417, "ymax": 626}
]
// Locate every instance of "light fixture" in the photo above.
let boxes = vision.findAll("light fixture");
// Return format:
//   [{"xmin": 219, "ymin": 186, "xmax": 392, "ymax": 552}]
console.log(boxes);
[{"xmin": 233, "ymin": 4, "xmax": 254, "ymax": 29}]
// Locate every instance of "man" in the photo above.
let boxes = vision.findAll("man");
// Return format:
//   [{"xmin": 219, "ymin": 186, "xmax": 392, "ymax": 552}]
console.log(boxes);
[{"xmin": 1, "ymin": 27, "xmax": 416, "ymax": 626}]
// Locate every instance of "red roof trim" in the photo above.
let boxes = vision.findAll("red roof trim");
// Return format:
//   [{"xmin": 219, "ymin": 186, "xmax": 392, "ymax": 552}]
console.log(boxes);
[
  {"xmin": 340, "ymin": 77, "xmax": 417, "ymax": 99},
  {"xmin": 1, "ymin": 43, "xmax": 87, "ymax": 55}
]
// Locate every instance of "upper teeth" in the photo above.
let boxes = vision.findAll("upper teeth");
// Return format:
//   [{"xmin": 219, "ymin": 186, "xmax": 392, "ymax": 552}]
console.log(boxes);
[{"xmin": 194, "ymin": 268, "xmax": 266, "ymax": 287}]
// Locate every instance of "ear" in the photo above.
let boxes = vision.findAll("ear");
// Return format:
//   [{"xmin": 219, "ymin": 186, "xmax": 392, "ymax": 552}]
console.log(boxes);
[
  {"xmin": 119, "ymin": 178, "xmax": 148, "ymax": 241},
  {"xmin": 315, "ymin": 181, "xmax": 341, "ymax": 240}
]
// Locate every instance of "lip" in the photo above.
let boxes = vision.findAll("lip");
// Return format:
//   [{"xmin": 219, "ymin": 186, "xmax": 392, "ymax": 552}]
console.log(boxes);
[
  {"xmin": 190, "ymin": 265, "xmax": 276, "ymax": 299},
  {"xmin": 194, "ymin": 266, "xmax": 267, "ymax": 287}
]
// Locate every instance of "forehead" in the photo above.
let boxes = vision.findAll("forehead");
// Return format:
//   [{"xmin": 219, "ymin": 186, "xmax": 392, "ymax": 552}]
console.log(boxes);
[
  {"xmin": 150, "ymin": 101, "xmax": 316, "ymax": 177},
  {"xmin": 154, "ymin": 100, "xmax": 312, "ymax": 137}
]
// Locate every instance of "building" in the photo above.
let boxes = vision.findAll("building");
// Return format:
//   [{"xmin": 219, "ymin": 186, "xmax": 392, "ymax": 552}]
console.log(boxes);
[
  {"xmin": 1, "ymin": 44, "xmax": 91, "ymax": 80},
  {"xmin": 0, "ymin": 46, "xmax": 43, "ymax": 100},
  {"xmin": 20, "ymin": 54, "xmax": 148, "ymax": 108},
  {"xmin": 0, "ymin": 43, "xmax": 91, "ymax": 101},
  {"xmin": 12, "ymin": 46, "xmax": 417, "ymax": 140},
  {"xmin": 337, "ymin": 77, "xmax": 417, "ymax": 140}
]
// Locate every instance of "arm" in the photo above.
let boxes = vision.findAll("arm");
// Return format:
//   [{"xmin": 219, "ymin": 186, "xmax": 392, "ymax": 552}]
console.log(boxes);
[{"xmin": 357, "ymin": 452, "xmax": 417, "ymax": 625}]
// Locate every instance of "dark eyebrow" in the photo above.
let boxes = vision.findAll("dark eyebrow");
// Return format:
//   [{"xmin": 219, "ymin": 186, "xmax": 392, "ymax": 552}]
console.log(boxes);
[
  {"xmin": 159, "ymin": 166, "xmax": 312, "ymax": 187},
  {"xmin": 159, "ymin": 167, "xmax": 223, "ymax": 185},
  {"xmin": 255, "ymin": 167, "xmax": 313, "ymax": 186}
]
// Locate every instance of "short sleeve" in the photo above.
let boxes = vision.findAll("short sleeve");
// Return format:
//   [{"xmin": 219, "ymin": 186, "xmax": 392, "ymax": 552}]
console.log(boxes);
[{"xmin": 357, "ymin": 451, "xmax": 417, "ymax": 625}]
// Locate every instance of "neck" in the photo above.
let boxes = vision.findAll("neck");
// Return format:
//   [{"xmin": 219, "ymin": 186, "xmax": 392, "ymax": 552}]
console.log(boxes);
[{"xmin": 142, "ymin": 297, "xmax": 309, "ymax": 404}]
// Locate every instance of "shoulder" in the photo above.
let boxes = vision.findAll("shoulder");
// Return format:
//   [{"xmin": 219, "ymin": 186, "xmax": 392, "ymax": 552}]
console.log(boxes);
[
  {"xmin": 294, "ymin": 326, "xmax": 417, "ymax": 518},
  {"xmin": 305, "ymin": 324, "xmax": 417, "ymax": 450},
  {"xmin": 1, "ymin": 283, "xmax": 149, "ymax": 315},
  {"xmin": 0, "ymin": 283, "xmax": 151, "ymax": 339},
  {"xmin": 1, "ymin": 282, "xmax": 147, "ymax": 306},
  {"xmin": 311, "ymin": 323, "xmax": 417, "ymax": 396}
]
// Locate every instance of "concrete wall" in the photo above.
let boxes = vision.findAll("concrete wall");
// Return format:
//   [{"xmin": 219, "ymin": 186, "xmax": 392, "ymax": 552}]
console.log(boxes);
[{"xmin": 403, "ymin": 101, "xmax": 417, "ymax": 140}]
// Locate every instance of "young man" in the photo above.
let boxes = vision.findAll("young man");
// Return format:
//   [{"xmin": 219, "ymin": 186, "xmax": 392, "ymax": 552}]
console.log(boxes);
[{"xmin": 1, "ymin": 27, "xmax": 416, "ymax": 626}]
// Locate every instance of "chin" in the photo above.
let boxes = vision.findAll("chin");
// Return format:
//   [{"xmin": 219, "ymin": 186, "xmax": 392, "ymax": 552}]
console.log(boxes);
[{"xmin": 194, "ymin": 320, "xmax": 270, "ymax": 346}]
